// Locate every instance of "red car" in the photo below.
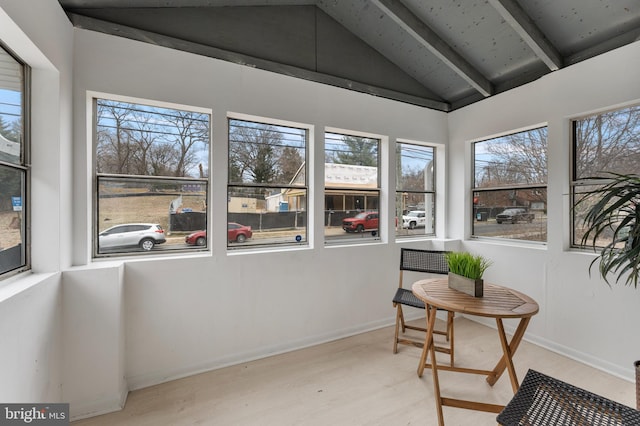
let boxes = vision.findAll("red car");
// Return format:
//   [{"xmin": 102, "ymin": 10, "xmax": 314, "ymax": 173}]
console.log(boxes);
[
  {"xmin": 185, "ymin": 222, "xmax": 253, "ymax": 246},
  {"xmin": 227, "ymin": 222, "xmax": 252, "ymax": 243}
]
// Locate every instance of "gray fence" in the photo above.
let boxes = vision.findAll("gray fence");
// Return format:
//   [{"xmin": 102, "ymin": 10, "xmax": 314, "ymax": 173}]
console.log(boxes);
[{"xmin": 170, "ymin": 211, "xmax": 307, "ymax": 232}]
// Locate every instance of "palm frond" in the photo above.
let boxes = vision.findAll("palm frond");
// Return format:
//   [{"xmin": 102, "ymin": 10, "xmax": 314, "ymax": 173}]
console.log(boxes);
[{"xmin": 576, "ymin": 172, "xmax": 640, "ymax": 287}]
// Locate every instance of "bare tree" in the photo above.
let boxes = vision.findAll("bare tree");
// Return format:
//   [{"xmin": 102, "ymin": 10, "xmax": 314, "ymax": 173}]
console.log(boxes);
[
  {"xmin": 164, "ymin": 110, "xmax": 209, "ymax": 178},
  {"xmin": 475, "ymin": 127, "xmax": 547, "ymax": 188},
  {"xmin": 0, "ymin": 116, "xmax": 20, "ymax": 143},
  {"xmin": 96, "ymin": 100, "xmax": 209, "ymax": 178},
  {"xmin": 575, "ymin": 106, "xmax": 640, "ymax": 178},
  {"xmin": 229, "ymin": 122, "xmax": 283, "ymax": 184},
  {"xmin": 127, "ymin": 109, "xmax": 162, "ymax": 175},
  {"xmin": 96, "ymin": 101, "xmax": 135, "ymax": 174},
  {"xmin": 399, "ymin": 167, "xmax": 425, "ymax": 191},
  {"xmin": 147, "ymin": 143, "xmax": 178, "ymax": 176}
]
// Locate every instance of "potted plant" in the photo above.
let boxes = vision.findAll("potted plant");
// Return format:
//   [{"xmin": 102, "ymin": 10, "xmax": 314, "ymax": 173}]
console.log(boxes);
[
  {"xmin": 576, "ymin": 172, "xmax": 640, "ymax": 408},
  {"xmin": 445, "ymin": 251, "xmax": 492, "ymax": 297},
  {"xmin": 577, "ymin": 172, "xmax": 640, "ymax": 287}
]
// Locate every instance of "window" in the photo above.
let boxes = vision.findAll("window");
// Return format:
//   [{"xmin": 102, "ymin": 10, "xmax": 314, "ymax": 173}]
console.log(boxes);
[
  {"xmin": 0, "ymin": 44, "xmax": 28, "ymax": 276},
  {"xmin": 228, "ymin": 116, "xmax": 308, "ymax": 249},
  {"xmin": 324, "ymin": 131, "xmax": 381, "ymax": 243},
  {"xmin": 94, "ymin": 97, "xmax": 210, "ymax": 256},
  {"xmin": 472, "ymin": 127, "xmax": 547, "ymax": 242},
  {"xmin": 571, "ymin": 104, "xmax": 640, "ymax": 248},
  {"xmin": 396, "ymin": 142, "xmax": 435, "ymax": 238}
]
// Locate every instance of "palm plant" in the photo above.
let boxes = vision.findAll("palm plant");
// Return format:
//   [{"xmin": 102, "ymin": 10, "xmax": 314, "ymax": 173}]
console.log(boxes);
[{"xmin": 577, "ymin": 172, "xmax": 640, "ymax": 288}]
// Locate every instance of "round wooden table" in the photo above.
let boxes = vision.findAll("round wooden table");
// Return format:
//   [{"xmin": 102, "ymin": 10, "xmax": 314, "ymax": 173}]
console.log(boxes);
[{"xmin": 412, "ymin": 277, "xmax": 539, "ymax": 426}]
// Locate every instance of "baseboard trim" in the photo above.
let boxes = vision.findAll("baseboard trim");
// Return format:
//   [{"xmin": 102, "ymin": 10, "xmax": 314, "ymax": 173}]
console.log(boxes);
[
  {"xmin": 464, "ymin": 315, "xmax": 635, "ymax": 383},
  {"xmin": 69, "ymin": 382, "xmax": 128, "ymax": 421},
  {"xmin": 127, "ymin": 316, "xmax": 395, "ymax": 391}
]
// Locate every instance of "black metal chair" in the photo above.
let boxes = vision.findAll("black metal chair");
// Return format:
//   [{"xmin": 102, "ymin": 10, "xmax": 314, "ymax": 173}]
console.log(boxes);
[
  {"xmin": 497, "ymin": 369, "xmax": 640, "ymax": 425},
  {"xmin": 392, "ymin": 248, "xmax": 454, "ymax": 365}
]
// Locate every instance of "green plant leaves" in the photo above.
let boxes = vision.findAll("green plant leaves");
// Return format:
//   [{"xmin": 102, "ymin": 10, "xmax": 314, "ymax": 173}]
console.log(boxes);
[
  {"xmin": 444, "ymin": 251, "xmax": 492, "ymax": 280},
  {"xmin": 577, "ymin": 172, "xmax": 640, "ymax": 287}
]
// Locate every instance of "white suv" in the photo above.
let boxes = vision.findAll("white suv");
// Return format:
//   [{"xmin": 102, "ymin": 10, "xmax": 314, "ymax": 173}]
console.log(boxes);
[
  {"xmin": 402, "ymin": 210, "xmax": 426, "ymax": 229},
  {"xmin": 98, "ymin": 223, "xmax": 166, "ymax": 251}
]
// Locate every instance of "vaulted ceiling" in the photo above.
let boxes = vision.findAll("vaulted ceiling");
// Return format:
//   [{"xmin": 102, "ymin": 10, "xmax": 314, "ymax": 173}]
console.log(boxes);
[{"xmin": 58, "ymin": 0, "xmax": 640, "ymax": 112}]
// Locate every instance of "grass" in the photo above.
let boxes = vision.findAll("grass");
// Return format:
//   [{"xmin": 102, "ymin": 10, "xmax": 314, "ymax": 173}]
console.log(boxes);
[
  {"xmin": 98, "ymin": 193, "xmax": 206, "ymax": 233},
  {"xmin": 0, "ymin": 210, "xmax": 21, "ymax": 249},
  {"xmin": 445, "ymin": 251, "xmax": 492, "ymax": 280}
]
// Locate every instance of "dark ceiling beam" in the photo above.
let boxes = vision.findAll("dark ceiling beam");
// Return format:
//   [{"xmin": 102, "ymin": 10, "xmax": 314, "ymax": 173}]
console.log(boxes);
[
  {"xmin": 59, "ymin": 0, "xmax": 316, "ymax": 7},
  {"xmin": 66, "ymin": 13, "xmax": 450, "ymax": 111},
  {"xmin": 487, "ymin": 0, "xmax": 563, "ymax": 71},
  {"xmin": 372, "ymin": 0, "xmax": 493, "ymax": 98}
]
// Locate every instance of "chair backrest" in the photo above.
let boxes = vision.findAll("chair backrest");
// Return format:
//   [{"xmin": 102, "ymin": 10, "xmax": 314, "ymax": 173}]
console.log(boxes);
[
  {"xmin": 399, "ymin": 248, "xmax": 449, "ymax": 275},
  {"xmin": 497, "ymin": 369, "xmax": 640, "ymax": 425}
]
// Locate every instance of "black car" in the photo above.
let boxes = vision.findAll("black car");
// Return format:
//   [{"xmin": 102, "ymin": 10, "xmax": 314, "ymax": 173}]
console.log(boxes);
[{"xmin": 495, "ymin": 208, "xmax": 534, "ymax": 224}]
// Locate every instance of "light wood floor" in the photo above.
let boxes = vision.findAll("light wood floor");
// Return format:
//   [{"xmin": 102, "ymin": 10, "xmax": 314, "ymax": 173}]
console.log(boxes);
[{"xmin": 72, "ymin": 317, "xmax": 636, "ymax": 426}]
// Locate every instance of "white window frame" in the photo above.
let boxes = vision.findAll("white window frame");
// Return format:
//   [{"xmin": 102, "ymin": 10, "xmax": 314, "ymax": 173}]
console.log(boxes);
[
  {"xmin": 324, "ymin": 127, "xmax": 386, "ymax": 245},
  {"xmin": 395, "ymin": 140, "xmax": 437, "ymax": 239},
  {"xmin": 570, "ymin": 102, "xmax": 640, "ymax": 249},
  {"xmin": 0, "ymin": 42, "xmax": 29, "ymax": 278},
  {"xmin": 227, "ymin": 112, "xmax": 312, "ymax": 251},
  {"xmin": 91, "ymin": 92, "xmax": 211, "ymax": 258},
  {"xmin": 471, "ymin": 125, "xmax": 548, "ymax": 244}
]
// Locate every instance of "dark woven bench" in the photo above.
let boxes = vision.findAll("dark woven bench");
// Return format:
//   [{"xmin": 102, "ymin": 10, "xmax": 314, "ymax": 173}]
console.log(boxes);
[{"xmin": 497, "ymin": 369, "xmax": 640, "ymax": 425}]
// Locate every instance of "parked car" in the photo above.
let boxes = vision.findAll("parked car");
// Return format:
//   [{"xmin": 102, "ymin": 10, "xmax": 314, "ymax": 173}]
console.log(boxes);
[
  {"xmin": 343, "ymin": 211, "xmax": 379, "ymax": 233},
  {"xmin": 402, "ymin": 210, "xmax": 426, "ymax": 229},
  {"xmin": 99, "ymin": 223, "xmax": 166, "ymax": 251},
  {"xmin": 495, "ymin": 208, "xmax": 535, "ymax": 224},
  {"xmin": 185, "ymin": 222, "xmax": 253, "ymax": 245},
  {"xmin": 227, "ymin": 222, "xmax": 253, "ymax": 242},
  {"xmin": 185, "ymin": 230, "xmax": 207, "ymax": 246}
]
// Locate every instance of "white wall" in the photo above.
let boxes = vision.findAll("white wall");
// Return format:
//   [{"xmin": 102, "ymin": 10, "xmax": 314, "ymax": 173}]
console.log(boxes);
[
  {"xmin": 448, "ymin": 40, "xmax": 640, "ymax": 380},
  {"xmin": 62, "ymin": 264, "xmax": 125, "ymax": 418},
  {"xmin": 67, "ymin": 28, "xmax": 449, "ymax": 418},
  {"xmin": 0, "ymin": 273, "xmax": 61, "ymax": 403},
  {"xmin": 2, "ymin": 0, "xmax": 640, "ymax": 421},
  {"xmin": 0, "ymin": 0, "xmax": 73, "ymax": 409},
  {"xmin": 0, "ymin": 0, "xmax": 74, "ymax": 273}
]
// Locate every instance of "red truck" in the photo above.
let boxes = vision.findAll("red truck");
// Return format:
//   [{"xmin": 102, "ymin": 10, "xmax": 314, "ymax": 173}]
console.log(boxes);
[{"xmin": 342, "ymin": 211, "xmax": 379, "ymax": 233}]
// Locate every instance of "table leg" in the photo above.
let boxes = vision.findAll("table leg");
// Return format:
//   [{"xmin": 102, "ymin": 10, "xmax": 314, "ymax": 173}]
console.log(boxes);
[
  {"xmin": 486, "ymin": 317, "xmax": 531, "ymax": 389},
  {"xmin": 417, "ymin": 305, "xmax": 437, "ymax": 378},
  {"xmin": 418, "ymin": 306, "xmax": 445, "ymax": 426},
  {"xmin": 430, "ymin": 337, "xmax": 445, "ymax": 426},
  {"xmin": 496, "ymin": 318, "xmax": 519, "ymax": 393}
]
